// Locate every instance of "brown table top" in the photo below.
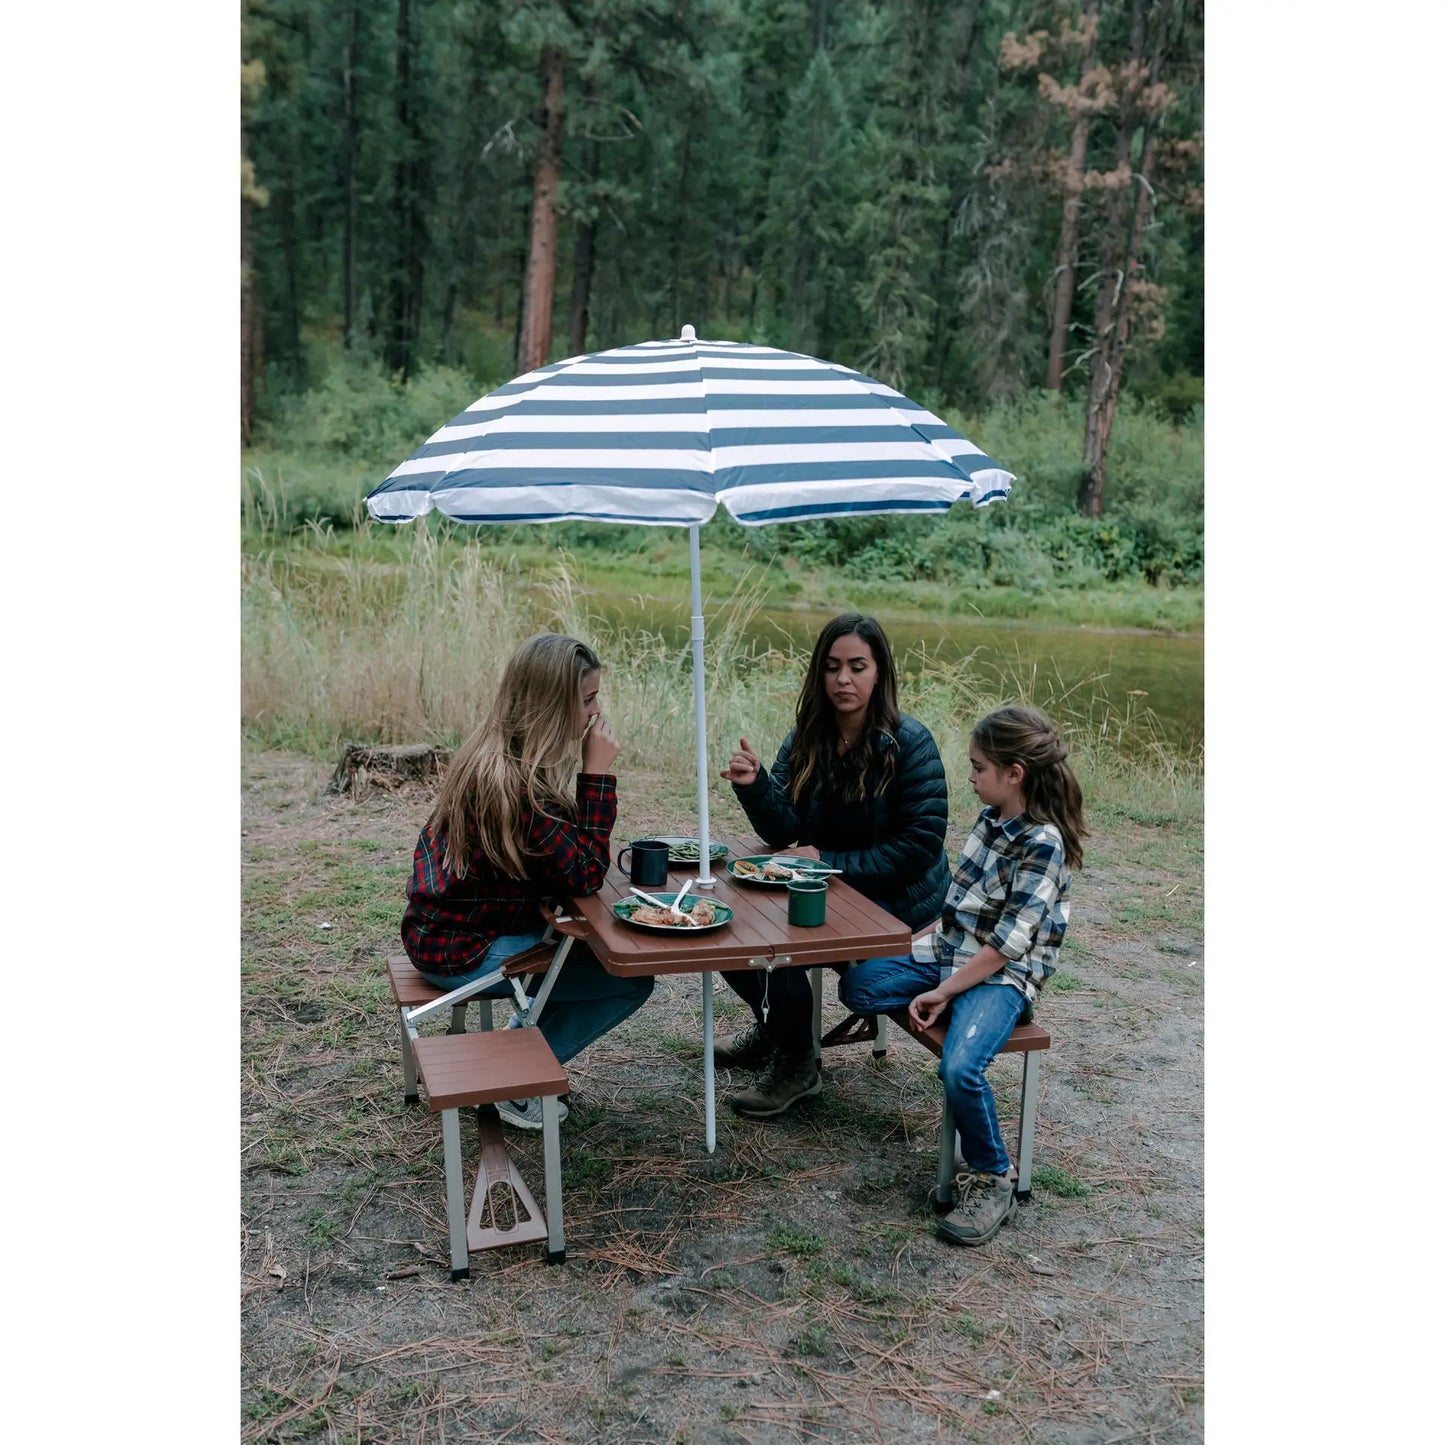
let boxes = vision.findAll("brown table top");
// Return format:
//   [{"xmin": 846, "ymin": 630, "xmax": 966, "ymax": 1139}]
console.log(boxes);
[{"xmin": 561, "ymin": 836, "xmax": 912, "ymax": 977}]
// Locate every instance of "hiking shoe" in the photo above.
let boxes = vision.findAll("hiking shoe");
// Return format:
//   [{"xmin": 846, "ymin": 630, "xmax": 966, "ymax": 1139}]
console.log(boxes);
[
  {"xmin": 713, "ymin": 1020, "xmax": 776, "ymax": 1070},
  {"xmin": 727, "ymin": 1051, "xmax": 822, "ymax": 1118},
  {"xmin": 936, "ymin": 1170, "xmax": 1017, "ymax": 1247},
  {"xmin": 495, "ymin": 1096, "xmax": 569, "ymax": 1131}
]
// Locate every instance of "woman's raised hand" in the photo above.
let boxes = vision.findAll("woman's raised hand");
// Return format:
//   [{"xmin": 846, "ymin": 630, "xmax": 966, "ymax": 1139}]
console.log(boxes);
[
  {"xmin": 582, "ymin": 713, "xmax": 620, "ymax": 775},
  {"xmin": 719, "ymin": 736, "xmax": 762, "ymax": 786}
]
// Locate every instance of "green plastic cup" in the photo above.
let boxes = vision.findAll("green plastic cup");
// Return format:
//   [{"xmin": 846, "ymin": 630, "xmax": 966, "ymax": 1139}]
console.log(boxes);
[{"xmin": 787, "ymin": 879, "xmax": 828, "ymax": 927}]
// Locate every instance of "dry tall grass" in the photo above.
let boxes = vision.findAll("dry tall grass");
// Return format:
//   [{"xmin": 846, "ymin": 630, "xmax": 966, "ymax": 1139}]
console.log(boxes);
[{"xmin": 242, "ymin": 525, "xmax": 1200, "ymax": 817}]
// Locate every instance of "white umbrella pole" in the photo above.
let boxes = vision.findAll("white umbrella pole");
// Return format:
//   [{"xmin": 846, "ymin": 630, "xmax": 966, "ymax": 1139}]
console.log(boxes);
[
  {"xmin": 690, "ymin": 524, "xmax": 717, "ymax": 1152},
  {"xmin": 689, "ymin": 524, "xmax": 713, "ymax": 888}
]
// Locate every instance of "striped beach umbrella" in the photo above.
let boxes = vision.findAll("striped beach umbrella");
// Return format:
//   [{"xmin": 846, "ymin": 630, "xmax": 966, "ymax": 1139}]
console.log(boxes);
[{"xmin": 366, "ymin": 326, "xmax": 1013, "ymax": 884}]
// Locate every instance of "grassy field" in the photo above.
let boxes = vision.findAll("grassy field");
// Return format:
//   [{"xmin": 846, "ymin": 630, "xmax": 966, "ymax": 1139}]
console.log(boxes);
[
  {"xmin": 242, "ymin": 526, "xmax": 1198, "ymax": 769},
  {"xmin": 242, "ymin": 508, "xmax": 1202, "ymax": 636},
  {"xmin": 240, "ymin": 538, "xmax": 1203, "ymax": 1440},
  {"xmin": 241, "ymin": 736, "xmax": 1202, "ymax": 1442}
]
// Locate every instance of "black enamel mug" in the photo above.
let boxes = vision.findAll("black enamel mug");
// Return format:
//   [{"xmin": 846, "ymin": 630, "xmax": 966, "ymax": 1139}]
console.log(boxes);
[{"xmin": 617, "ymin": 839, "xmax": 669, "ymax": 888}]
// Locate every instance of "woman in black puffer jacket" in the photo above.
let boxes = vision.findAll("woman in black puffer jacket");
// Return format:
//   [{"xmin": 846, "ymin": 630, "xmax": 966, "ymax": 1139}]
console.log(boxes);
[{"xmin": 716, "ymin": 614, "xmax": 949, "ymax": 1118}]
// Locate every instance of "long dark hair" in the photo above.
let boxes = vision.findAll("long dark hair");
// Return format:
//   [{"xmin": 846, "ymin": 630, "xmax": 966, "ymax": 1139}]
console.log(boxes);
[
  {"xmin": 972, "ymin": 705, "xmax": 1088, "ymax": 868},
  {"xmin": 788, "ymin": 614, "xmax": 901, "ymax": 806}
]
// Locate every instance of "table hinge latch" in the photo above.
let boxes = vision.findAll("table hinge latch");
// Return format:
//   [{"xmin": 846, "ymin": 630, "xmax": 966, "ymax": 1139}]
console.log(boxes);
[{"xmin": 746, "ymin": 954, "xmax": 790, "ymax": 970}]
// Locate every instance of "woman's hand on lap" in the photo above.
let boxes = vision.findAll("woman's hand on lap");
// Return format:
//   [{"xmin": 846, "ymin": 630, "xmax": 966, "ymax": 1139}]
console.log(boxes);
[
  {"xmin": 720, "ymin": 737, "xmax": 762, "ymax": 786},
  {"xmin": 583, "ymin": 714, "xmax": 620, "ymax": 774}
]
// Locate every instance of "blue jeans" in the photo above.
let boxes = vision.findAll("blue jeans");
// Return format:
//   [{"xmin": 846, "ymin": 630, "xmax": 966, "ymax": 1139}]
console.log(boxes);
[
  {"xmin": 419, "ymin": 931, "xmax": 653, "ymax": 1067},
  {"xmin": 840, "ymin": 956, "xmax": 1028, "ymax": 1176}
]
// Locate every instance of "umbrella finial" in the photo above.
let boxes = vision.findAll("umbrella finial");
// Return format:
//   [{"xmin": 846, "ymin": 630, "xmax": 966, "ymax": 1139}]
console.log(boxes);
[{"xmin": 680, "ymin": 324, "xmax": 697, "ymax": 342}]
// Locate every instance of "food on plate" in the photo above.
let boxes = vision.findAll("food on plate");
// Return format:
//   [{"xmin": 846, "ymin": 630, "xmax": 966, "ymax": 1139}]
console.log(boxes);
[
  {"xmin": 661, "ymin": 839, "xmax": 727, "ymax": 862},
  {"xmin": 630, "ymin": 904, "xmax": 684, "ymax": 926},
  {"xmin": 626, "ymin": 897, "xmax": 717, "ymax": 928},
  {"xmin": 731, "ymin": 857, "xmax": 800, "ymax": 881}
]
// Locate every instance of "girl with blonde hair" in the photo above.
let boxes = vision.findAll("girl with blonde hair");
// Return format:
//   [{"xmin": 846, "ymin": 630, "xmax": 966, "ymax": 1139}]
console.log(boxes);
[{"xmin": 402, "ymin": 632, "xmax": 653, "ymax": 1130}]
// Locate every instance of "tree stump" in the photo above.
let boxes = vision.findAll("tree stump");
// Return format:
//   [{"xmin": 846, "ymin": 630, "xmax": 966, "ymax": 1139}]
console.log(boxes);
[{"xmin": 327, "ymin": 743, "xmax": 452, "ymax": 797}]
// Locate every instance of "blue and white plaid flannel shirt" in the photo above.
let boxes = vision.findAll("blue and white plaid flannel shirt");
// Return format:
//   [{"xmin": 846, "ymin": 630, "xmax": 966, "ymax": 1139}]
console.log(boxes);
[{"xmin": 912, "ymin": 807, "xmax": 1072, "ymax": 1003}]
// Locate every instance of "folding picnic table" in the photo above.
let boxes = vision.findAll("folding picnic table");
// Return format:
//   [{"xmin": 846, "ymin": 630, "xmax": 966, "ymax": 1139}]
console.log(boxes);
[{"xmin": 557, "ymin": 835, "xmax": 912, "ymax": 1152}]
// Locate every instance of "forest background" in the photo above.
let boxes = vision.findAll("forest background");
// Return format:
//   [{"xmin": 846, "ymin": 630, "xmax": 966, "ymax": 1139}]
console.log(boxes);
[
  {"xmin": 13, "ymin": 3, "xmax": 1438, "ymax": 1440},
  {"xmin": 240, "ymin": 0, "xmax": 1204, "ymax": 631}
]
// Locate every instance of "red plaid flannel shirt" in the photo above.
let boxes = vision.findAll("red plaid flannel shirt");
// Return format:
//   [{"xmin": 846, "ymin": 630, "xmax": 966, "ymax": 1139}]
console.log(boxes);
[{"xmin": 401, "ymin": 774, "xmax": 617, "ymax": 977}]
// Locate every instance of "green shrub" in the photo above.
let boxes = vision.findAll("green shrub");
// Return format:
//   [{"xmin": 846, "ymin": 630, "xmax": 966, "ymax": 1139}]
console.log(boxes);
[
  {"xmin": 1146, "ymin": 371, "xmax": 1205, "ymax": 423},
  {"xmin": 257, "ymin": 354, "xmax": 479, "ymax": 465}
]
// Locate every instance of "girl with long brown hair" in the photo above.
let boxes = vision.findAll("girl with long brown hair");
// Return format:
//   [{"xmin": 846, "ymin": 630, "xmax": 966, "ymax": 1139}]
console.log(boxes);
[
  {"xmin": 715, "ymin": 614, "xmax": 950, "ymax": 1118},
  {"xmin": 402, "ymin": 632, "xmax": 653, "ymax": 1130},
  {"xmin": 841, "ymin": 704, "xmax": 1086, "ymax": 1246}
]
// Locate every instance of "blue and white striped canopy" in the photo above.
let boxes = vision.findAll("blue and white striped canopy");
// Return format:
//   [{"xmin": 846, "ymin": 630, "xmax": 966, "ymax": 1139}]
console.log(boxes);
[{"xmin": 366, "ymin": 334, "xmax": 1012, "ymax": 527}]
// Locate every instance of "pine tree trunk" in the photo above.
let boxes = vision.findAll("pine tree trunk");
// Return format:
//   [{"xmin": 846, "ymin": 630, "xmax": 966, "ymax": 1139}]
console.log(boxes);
[
  {"xmin": 281, "ymin": 182, "xmax": 302, "ymax": 374},
  {"xmin": 928, "ymin": 209, "xmax": 954, "ymax": 390},
  {"xmin": 669, "ymin": 122, "xmax": 694, "ymax": 336},
  {"xmin": 1078, "ymin": 0, "xmax": 1169, "ymax": 517},
  {"xmin": 440, "ymin": 35, "xmax": 491, "ymax": 365},
  {"xmin": 241, "ymin": 186, "xmax": 257, "ymax": 444},
  {"xmin": 1079, "ymin": 127, "xmax": 1157, "ymax": 517},
  {"xmin": 518, "ymin": 47, "xmax": 566, "ymax": 374},
  {"xmin": 341, "ymin": 6, "xmax": 359, "ymax": 349},
  {"xmin": 1046, "ymin": 1, "xmax": 1098, "ymax": 391},
  {"xmin": 511, "ymin": 173, "xmax": 532, "ymax": 369},
  {"xmin": 383, "ymin": 0, "xmax": 426, "ymax": 379},
  {"xmin": 568, "ymin": 124, "xmax": 600, "ymax": 355}
]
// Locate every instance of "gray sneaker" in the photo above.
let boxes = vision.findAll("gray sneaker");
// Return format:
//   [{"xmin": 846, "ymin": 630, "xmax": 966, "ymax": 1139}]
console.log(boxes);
[
  {"xmin": 727, "ymin": 1051, "xmax": 822, "ymax": 1118},
  {"xmin": 713, "ymin": 1020, "xmax": 775, "ymax": 1070},
  {"xmin": 495, "ymin": 1096, "xmax": 569, "ymax": 1131},
  {"xmin": 936, "ymin": 1170, "xmax": 1017, "ymax": 1247}
]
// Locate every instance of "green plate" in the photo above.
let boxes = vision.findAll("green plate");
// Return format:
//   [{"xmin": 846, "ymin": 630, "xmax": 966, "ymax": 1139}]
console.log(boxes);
[
  {"xmin": 612, "ymin": 893, "xmax": 734, "ymax": 933},
  {"xmin": 649, "ymin": 836, "xmax": 730, "ymax": 866},
  {"xmin": 726, "ymin": 855, "xmax": 821, "ymax": 887}
]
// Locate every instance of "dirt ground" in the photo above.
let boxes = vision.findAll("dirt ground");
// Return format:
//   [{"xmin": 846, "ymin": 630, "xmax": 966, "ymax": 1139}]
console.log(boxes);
[{"xmin": 241, "ymin": 749, "xmax": 1203, "ymax": 1444}]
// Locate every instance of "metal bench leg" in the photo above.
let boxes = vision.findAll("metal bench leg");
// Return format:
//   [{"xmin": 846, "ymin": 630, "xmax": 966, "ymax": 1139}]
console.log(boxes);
[
  {"xmin": 934, "ymin": 1093, "xmax": 957, "ymax": 1209},
  {"xmin": 1016, "ymin": 1051, "xmax": 1041, "ymax": 1202},
  {"xmin": 541, "ymin": 1095, "xmax": 566, "ymax": 1264},
  {"xmin": 810, "ymin": 967, "xmax": 824, "ymax": 1062},
  {"xmin": 476, "ymin": 999, "xmax": 494, "ymax": 1032},
  {"xmin": 448, "ymin": 1004, "xmax": 468, "ymax": 1035},
  {"xmin": 872, "ymin": 1013, "xmax": 888, "ymax": 1058},
  {"xmin": 399, "ymin": 1009, "xmax": 419, "ymax": 1103},
  {"xmin": 441, "ymin": 1107, "xmax": 470, "ymax": 1280}
]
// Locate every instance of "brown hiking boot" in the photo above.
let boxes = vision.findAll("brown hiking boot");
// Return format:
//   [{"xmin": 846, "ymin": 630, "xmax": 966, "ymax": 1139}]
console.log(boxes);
[
  {"xmin": 727, "ymin": 1050, "xmax": 822, "ymax": 1118},
  {"xmin": 713, "ymin": 1020, "xmax": 775, "ymax": 1070},
  {"xmin": 936, "ymin": 1169, "xmax": 1018, "ymax": 1247}
]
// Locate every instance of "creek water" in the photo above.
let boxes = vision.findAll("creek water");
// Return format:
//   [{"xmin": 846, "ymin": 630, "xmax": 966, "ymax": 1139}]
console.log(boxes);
[{"xmin": 593, "ymin": 598, "xmax": 1203, "ymax": 759}]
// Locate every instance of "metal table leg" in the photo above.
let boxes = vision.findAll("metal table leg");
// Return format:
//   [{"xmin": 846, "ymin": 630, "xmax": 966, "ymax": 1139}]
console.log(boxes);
[
  {"xmin": 810, "ymin": 967, "xmax": 824, "ymax": 1061},
  {"xmin": 934, "ymin": 1094, "xmax": 958, "ymax": 1210},
  {"xmin": 703, "ymin": 971, "xmax": 716, "ymax": 1153}
]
